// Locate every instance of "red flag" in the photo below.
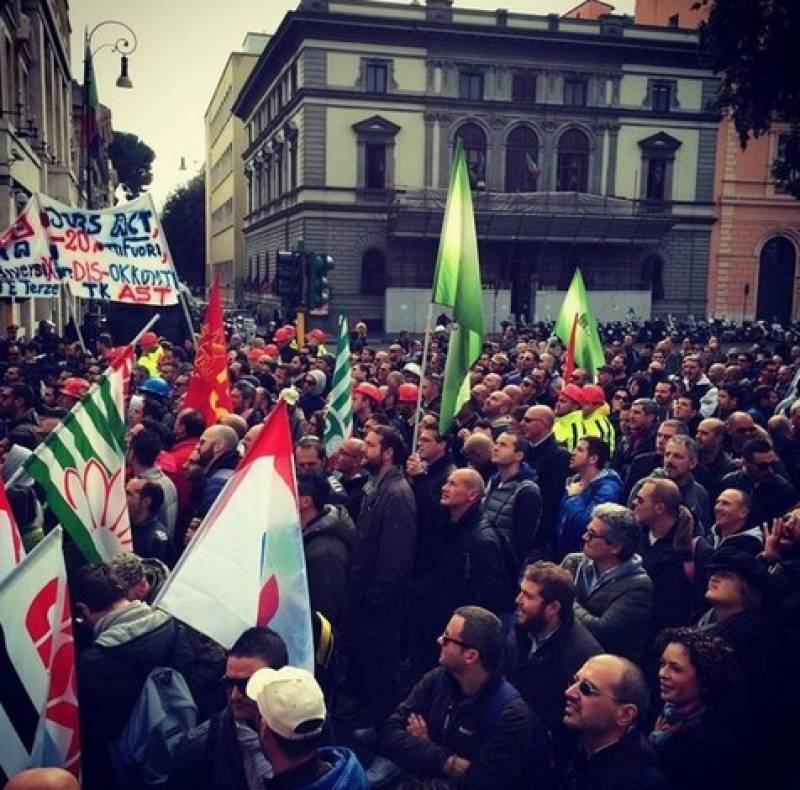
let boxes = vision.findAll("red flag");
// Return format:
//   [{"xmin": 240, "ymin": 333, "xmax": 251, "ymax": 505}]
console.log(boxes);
[
  {"xmin": 184, "ymin": 276, "xmax": 232, "ymax": 425},
  {"xmin": 563, "ymin": 313, "xmax": 579, "ymax": 382},
  {"xmin": 155, "ymin": 401, "xmax": 314, "ymax": 671},
  {"xmin": 0, "ymin": 476, "xmax": 25, "ymax": 582}
]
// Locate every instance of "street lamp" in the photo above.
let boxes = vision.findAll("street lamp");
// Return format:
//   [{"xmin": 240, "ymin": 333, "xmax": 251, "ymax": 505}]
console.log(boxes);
[{"xmin": 83, "ymin": 20, "xmax": 138, "ymax": 208}]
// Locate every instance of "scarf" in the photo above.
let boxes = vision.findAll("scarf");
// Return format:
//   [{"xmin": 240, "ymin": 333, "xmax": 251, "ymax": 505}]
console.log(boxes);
[
  {"xmin": 649, "ymin": 701, "xmax": 707, "ymax": 749},
  {"xmin": 235, "ymin": 720, "xmax": 273, "ymax": 790}
]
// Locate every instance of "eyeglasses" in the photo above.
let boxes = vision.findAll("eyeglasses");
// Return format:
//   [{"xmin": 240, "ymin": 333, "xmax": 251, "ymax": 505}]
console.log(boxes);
[
  {"xmin": 572, "ymin": 675, "xmax": 622, "ymax": 702},
  {"xmin": 522, "ymin": 416, "xmax": 543, "ymax": 423},
  {"xmin": 224, "ymin": 676, "xmax": 251, "ymax": 694},
  {"xmin": 584, "ymin": 528, "xmax": 612, "ymax": 544},
  {"xmin": 438, "ymin": 633, "xmax": 475, "ymax": 650}
]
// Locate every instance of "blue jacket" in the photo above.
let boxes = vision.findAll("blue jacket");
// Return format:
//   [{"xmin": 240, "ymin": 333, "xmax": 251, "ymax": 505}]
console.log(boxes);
[
  {"xmin": 557, "ymin": 468, "xmax": 623, "ymax": 558},
  {"xmin": 305, "ymin": 747, "xmax": 369, "ymax": 789}
]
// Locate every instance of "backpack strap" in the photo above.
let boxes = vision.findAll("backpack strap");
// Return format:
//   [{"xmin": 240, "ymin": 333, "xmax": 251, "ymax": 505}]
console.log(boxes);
[
  {"xmin": 683, "ymin": 536, "xmax": 700, "ymax": 583},
  {"xmin": 315, "ymin": 612, "xmax": 334, "ymax": 669}
]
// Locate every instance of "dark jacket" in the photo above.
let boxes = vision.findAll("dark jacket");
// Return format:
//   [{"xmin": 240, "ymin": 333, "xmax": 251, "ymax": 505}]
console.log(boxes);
[
  {"xmin": 694, "ymin": 451, "xmax": 737, "ymax": 503},
  {"xmin": 434, "ymin": 503, "xmax": 483, "ymax": 629},
  {"xmin": 629, "ymin": 469, "xmax": 712, "ymax": 536},
  {"xmin": 353, "ymin": 465, "xmax": 417, "ymax": 612},
  {"xmin": 527, "ymin": 433, "xmax": 572, "ymax": 556},
  {"xmin": 380, "ymin": 667, "xmax": 540, "ymax": 790},
  {"xmin": 197, "ymin": 449, "xmax": 241, "ymax": 516},
  {"xmin": 338, "ymin": 470, "xmax": 369, "ymax": 522},
  {"xmin": 560, "ymin": 731, "xmax": 667, "ymax": 790},
  {"xmin": 132, "ymin": 514, "xmax": 171, "ymax": 565},
  {"xmin": 639, "ymin": 517, "xmax": 712, "ymax": 639},
  {"xmin": 614, "ymin": 425, "xmax": 657, "ymax": 483},
  {"xmin": 651, "ymin": 709, "xmax": 744, "ymax": 790},
  {"xmin": 505, "ymin": 616, "xmax": 602, "ymax": 739},
  {"xmin": 623, "ymin": 451, "xmax": 661, "ymax": 499},
  {"xmin": 561, "ymin": 553, "xmax": 653, "ymax": 662},
  {"xmin": 79, "ymin": 602, "xmax": 225, "ymax": 788},
  {"xmin": 557, "ymin": 469, "xmax": 624, "ymax": 558},
  {"xmin": 482, "ymin": 465, "xmax": 543, "ymax": 564},
  {"xmin": 169, "ymin": 708, "xmax": 250, "ymax": 790},
  {"xmin": 303, "ymin": 504, "xmax": 357, "ymax": 632},
  {"xmin": 410, "ymin": 454, "xmax": 454, "ymax": 576}
]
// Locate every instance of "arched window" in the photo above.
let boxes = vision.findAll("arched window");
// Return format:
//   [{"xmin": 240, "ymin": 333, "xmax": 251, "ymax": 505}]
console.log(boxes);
[
  {"xmin": 505, "ymin": 126, "xmax": 539, "ymax": 193},
  {"xmin": 361, "ymin": 248, "xmax": 387, "ymax": 295},
  {"xmin": 556, "ymin": 129, "xmax": 589, "ymax": 192},
  {"xmin": 455, "ymin": 123, "xmax": 487, "ymax": 188}
]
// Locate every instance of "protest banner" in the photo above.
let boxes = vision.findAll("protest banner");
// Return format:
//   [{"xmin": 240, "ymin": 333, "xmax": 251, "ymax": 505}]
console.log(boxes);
[
  {"xmin": 38, "ymin": 192, "xmax": 180, "ymax": 306},
  {"xmin": 0, "ymin": 195, "xmax": 62, "ymax": 299}
]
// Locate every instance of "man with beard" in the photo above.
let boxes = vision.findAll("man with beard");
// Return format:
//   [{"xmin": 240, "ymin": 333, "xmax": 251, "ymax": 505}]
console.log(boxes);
[
  {"xmin": 629, "ymin": 435, "xmax": 712, "ymax": 535},
  {"xmin": 189, "ymin": 425, "xmax": 241, "ymax": 518},
  {"xmin": 504, "ymin": 562, "xmax": 601, "ymax": 764},
  {"xmin": 170, "ymin": 628, "xmax": 289, "ymax": 790},
  {"xmin": 349, "ymin": 427, "xmax": 416, "ymax": 779},
  {"xmin": 694, "ymin": 417, "xmax": 737, "ymax": 503},
  {"xmin": 624, "ymin": 419, "xmax": 688, "ymax": 499}
]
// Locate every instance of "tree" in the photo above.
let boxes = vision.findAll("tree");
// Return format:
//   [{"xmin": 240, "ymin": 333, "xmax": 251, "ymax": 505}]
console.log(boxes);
[
  {"xmin": 108, "ymin": 131, "xmax": 155, "ymax": 200},
  {"xmin": 699, "ymin": 0, "xmax": 800, "ymax": 197},
  {"xmin": 161, "ymin": 173, "xmax": 205, "ymax": 290}
]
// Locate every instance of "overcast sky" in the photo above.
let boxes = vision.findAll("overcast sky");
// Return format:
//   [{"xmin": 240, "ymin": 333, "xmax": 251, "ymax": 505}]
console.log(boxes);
[{"xmin": 69, "ymin": 0, "xmax": 635, "ymax": 208}]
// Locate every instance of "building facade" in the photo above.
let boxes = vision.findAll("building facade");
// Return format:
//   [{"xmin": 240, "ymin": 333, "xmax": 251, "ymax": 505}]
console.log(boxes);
[
  {"xmin": 233, "ymin": 0, "xmax": 718, "ymax": 331},
  {"xmin": 204, "ymin": 33, "xmax": 267, "ymax": 307},
  {"xmin": 636, "ymin": 0, "xmax": 800, "ymax": 323},
  {"xmin": 0, "ymin": 0, "xmax": 79, "ymax": 332}
]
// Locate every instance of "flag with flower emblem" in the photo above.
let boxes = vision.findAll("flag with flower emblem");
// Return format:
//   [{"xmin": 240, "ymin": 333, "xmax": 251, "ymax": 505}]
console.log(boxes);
[{"xmin": 22, "ymin": 350, "xmax": 133, "ymax": 563}]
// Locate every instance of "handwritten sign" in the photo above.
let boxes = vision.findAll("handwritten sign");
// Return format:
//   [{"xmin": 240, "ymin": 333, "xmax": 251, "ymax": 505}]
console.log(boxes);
[
  {"xmin": 38, "ymin": 192, "xmax": 179, "ymax": 305},
  {"xmin": 0, "ymin": 195, "xmax": 61, "ymax": 298}
]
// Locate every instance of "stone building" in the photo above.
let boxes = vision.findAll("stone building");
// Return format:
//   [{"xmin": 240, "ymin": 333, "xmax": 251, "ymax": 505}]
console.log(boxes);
[
  {"xmin": 204, "ymin": 33, "xmax": 268, "ymax": 307},
  {"xmin": 636, "ymin": 0, "xmax": 800, "ymax": 324},
  {"xmin": 233, "ymin": 0, "xmax": 718, "ymax": 331}
]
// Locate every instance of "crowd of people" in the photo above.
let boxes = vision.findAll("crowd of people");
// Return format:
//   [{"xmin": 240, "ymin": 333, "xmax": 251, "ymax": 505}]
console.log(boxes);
[{"xmin": 2, "ymin": 316, "xmax": 800, "ymax": 790}]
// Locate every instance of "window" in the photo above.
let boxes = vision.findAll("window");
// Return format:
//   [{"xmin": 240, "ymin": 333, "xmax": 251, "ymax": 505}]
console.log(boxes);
[
  {"xmin": 361, "ymin": 248, "xmax": 387, "ymax": 295},
  {"xmin": 365, "ymin": 62, "xmax": 388, "ymax": 94},
  {"xmin": 366, "ymin": 143, "xmax": 386, "ymax": 189},
  {"xmin": 455, "ymin": 122, "xmax": 487, "ymax": 187},
  {"xmin": 652, "ymin": 83, "xmax": 672, "ymax": 112},
  {"xmin": 276, "ymin": 84, "xmax": 283, "ymax": 109},
  {"xmin": 512, "ymin": 73, "xmax": 536, "ymax": 103},
  {"xmin": 646, "ymin": 158, "xmax": 667, "ymax": 201},
  {"xmin": 556, "ymin": 129, "xmax": 589, "ymax": 192},
  {"xmin": 289, "ymin": 139, "xmax": 298, "ymax": 191},
  {"xmin": 290, "ymin": 62, "xmax": 298, "ymax": 94},
  {"xmin": 668, "ymin": 13, "xmax": 680, "ymax": 27},
  {"xmin": 564, "ymin": 78, "xmax": 587, "ymax": 107},
  {"xmin": 774, "ymin": 133, "xmax": 792, "ymax": 194},
  {"xmin": 505, "ymin": 126, "xmax": 539, "ymax": 193},
  {"xmin": 459, "ymin": 71, "xmax": 484, "ymax": 101}
]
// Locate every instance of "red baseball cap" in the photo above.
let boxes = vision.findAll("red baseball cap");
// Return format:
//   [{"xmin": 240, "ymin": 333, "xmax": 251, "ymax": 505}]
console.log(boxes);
[
  {"xmin": 560, "ymin": 383, "xmax": 586, "ymax": 405},
  {"xmin": 582, "ymin": 384, "xmax": 606, "ymax": 405},
  {"xmin": 354, "ymin": 382, "xmax": 382, "ymax": 404},
  {"xmin": 397, "ymin": 383, "xmax": 419, "ymax": 403}
]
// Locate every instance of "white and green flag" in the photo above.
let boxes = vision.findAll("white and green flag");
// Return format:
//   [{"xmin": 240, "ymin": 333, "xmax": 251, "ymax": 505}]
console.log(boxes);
[
  {"xmin": 433, "ymin": 138, "xmax": 484, "ymax": 432},
  {"xmin": 323, "ymin": 314, "xmax": 353, "ymax": 455},
  {"xmin": 22, "ymin": 349, "xmax": 133, "ymax": 563}
]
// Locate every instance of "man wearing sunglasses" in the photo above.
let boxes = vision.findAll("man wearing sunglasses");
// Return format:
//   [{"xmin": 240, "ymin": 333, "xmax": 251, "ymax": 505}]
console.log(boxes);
[
  {"xmin": 170, "ymin": 626, "xmax": 289, "ymax": 790},
  {"xmin": 561, "ymin": 655, "xmax": 666, "ymax": 789}
]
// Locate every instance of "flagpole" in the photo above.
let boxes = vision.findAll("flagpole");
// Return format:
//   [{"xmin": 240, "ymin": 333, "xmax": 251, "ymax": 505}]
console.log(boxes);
[
  {"xmin": 411, "ymin": 302, "xmax": 434, "ymax": 454},
  {"xmin": 130, "ymin": 313, "xmax": 160, "ymax": 346},
  {"xmin": 178, "ymin": 282, "xmax": 197, "ymax": 348},
  {"xmin": 69, "ymin": 294, "xmax": 87, "ymax": 353}
]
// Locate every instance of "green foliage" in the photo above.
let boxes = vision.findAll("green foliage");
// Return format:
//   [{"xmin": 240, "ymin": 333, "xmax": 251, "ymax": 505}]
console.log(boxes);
[
  {"xmin": 108, "ymin": 131, "xmax": 155, "ymax": 200},
  {"xmin": 699, "ymin": 0, "xmax": 800, "ymax": 197},
  {"xmin": 161, "ymin": 173, "xmax": 205, "ymax": 290}
]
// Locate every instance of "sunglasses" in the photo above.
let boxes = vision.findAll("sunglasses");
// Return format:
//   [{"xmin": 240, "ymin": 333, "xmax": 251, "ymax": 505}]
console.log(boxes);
[
  {"xmin": 584, "ymin": 528, "xmax": 612, "ymax": 543},
  {"xmin": 749, "ymin": 461, "xmax": 773, "ymax": 471},
  {"xmin": 224, "ymin": 676, "xmax": 250, "ymax": 694},
  {"xmin": 572, "ymin": 675, "xmax": 622, "ymax": 702},
  {"xmin": 439, "ymin": 633, "xmax": 475, "ymax": 650}
]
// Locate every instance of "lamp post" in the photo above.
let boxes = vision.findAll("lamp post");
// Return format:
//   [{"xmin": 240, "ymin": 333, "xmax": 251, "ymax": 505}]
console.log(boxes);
[{"xmin": 83, "ymin": 20, "xmax": 138, "ymax": 209}]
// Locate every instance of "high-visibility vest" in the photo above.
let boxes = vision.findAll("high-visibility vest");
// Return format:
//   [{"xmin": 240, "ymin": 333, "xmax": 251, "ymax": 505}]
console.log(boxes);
[
  {"xmin": 582, "ymin": 409, "xmax": 616, "ymax": 454},
  {"xmin": 137, "ymin": 347, "xmax": 164, "ymax": 377},
  {"xmin": 554, "ymin": 410, "xmax": 584, "ymax": 452}
]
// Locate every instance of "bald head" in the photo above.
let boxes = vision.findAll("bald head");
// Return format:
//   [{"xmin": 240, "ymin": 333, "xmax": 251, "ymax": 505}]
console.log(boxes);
[
  {"xmin": 202, "ymin": 424, "xmax": 240, "ymax": 454},
  {"xmin": 521, "ymin": 405, "xmax": 555, "ymax": 442},
  {"xmin": 441, "ymin": 467, "xmax": 485, "ymax": 519},
  {"xmin": 219, "ymin": 413, "xmax": 248, "ymax": 439},
  {"xmin": 336, "ymin": 437, "xmax": 366, "ymax": 477},
  {"xmin": 4, "ymin": 768, "xmax": 80, "ymax": 790}
]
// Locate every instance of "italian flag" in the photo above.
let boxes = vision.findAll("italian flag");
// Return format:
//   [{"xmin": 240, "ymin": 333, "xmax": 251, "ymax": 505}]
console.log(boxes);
[{"xmin": 22, "ymin": 350, "xmax": 133, "ymax": 563}]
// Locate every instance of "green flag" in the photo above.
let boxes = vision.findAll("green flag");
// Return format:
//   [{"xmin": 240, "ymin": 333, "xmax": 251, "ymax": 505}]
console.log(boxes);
[
  {"xmin": 432, "ymin": 139, "xmax": 484, "ymax": 431},
  {"xmin": 22, "ymin": 351, "xmax": 132, "ymax": 563},
  {"xmin": 553, "ymin": 268, "xmax": 606, "ymax": 379},
  {"xmin": 323, "ymin": 314, "xmax": 353, "ymax": 455}
]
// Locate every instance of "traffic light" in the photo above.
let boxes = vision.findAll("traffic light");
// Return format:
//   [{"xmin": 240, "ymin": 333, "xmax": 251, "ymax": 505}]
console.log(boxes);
[
  {"xmin": 306, "ymin": 252, "xmax": 334, "ymax": 312},
  {"xmin": 275, "ymin": 250, "xmax": 303, "ymax": 312}
]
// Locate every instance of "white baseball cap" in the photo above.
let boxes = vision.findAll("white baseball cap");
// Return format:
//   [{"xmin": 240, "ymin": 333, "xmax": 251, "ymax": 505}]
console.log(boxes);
[{"xmin": 246, "ymin": 666, "xmax": 326, "ymax": 741}]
